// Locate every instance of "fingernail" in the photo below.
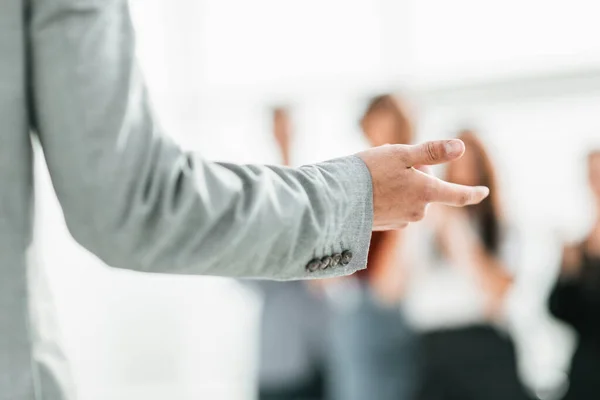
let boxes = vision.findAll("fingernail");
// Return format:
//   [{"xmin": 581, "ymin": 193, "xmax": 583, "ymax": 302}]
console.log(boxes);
[
  {"xmin": 478, "ymin": 186, "xmax": 490, "ymax": 197},
  {"xmin": 445, "ymin": 140, "xmax": 464, "ymax": 157}
]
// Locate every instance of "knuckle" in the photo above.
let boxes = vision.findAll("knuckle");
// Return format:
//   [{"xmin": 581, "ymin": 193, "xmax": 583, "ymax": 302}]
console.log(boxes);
[
  {"xmin": 408, "ymin": 208, "xmax": 425, "ymax": 222},
  {"xmin": 394, "ymin": 146, "xmax": 410, "ymax": 165}
]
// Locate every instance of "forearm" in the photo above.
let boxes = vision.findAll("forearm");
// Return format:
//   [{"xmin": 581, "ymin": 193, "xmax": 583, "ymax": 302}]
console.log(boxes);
[
  {"xmin": 368, "ymin": 231, "xmax": 406, "ymax": 303},
  {"xmin": 470, "ymin": 250, "xmax": 514, "ymax": 315},
  {"xmin": 372, "ymin": 232, "xmax": 401, "ymax": 272},
  {"xmin": 29, "ymin": 0, "xmax": 373, "ymax": 279},
  {"xmin": 588, "ymin": 222, "xmax": 600, "ymax": 257},
  {"xmin": 476, "ymin": 250, "xmax": 513, "ymax": 284}
]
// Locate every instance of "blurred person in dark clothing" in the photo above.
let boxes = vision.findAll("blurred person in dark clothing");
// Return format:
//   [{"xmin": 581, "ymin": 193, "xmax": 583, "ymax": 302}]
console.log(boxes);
[
  {"xmin": 257, "ymin": 107, "xmax": 328, "ymax": 400},
  {"xmin": 549, "ymin": 150, "xmax": 600, "ymax": 400},
  {"xmin": 406, "ymin": 131, "xmax": 533, "ymax": 400},
  {"xmin": 323, "ymin": 95, "xmax": 420, "ymax": 400}
]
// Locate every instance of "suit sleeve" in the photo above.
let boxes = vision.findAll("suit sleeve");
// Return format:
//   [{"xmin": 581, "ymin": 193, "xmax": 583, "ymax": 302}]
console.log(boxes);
[{"xmin": 28, "ymin": 0, "xmax": 373, "ymax": 280}]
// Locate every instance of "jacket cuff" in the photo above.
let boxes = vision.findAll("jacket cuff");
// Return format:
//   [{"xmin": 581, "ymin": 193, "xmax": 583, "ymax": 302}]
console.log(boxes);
[{"xmin": 300, "ymin": 155, "xmax": 374, "ymax": 279}]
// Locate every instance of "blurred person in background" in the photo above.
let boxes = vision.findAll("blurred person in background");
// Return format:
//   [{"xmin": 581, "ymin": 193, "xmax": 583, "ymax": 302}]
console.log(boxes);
[
  {"xmin": 549, "ymin": 150, "xmax": 600, "ymax": 400},
  {"xmin": 405, "ymin": 130, "xmax": 533, "ymax": 400},
  {"xmin": 324, "ymin": 95, "xmax": 420, "ymax": 400},
  {"xmin": 256, "ymin": 107, "xmax": 329, "ymax": 400}
]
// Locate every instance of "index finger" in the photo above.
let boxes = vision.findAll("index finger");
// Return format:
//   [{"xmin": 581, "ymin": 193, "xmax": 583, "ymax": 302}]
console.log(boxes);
[{"xmin": 428, "ymin": 177, "xmax": 490, "ymax": 207}]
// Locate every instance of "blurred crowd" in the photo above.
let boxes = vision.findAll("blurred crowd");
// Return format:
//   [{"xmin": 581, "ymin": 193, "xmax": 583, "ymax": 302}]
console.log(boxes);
[{"xmin": 251, "ymin": 95, "xmax": 600, "ymax": 400}]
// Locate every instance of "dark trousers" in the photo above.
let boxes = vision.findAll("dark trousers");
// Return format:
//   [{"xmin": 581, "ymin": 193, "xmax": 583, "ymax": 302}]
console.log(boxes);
[
  {"xmin": 416, "ymin": 326, "xmax": 533, "ymax": 400},
  {"xmin": 259, "ymin": 371, "xmax": 325, "ymax": 400},
  {"xmin": 563, "ymin": 340, "xmax": 600, "ymax": 400}
]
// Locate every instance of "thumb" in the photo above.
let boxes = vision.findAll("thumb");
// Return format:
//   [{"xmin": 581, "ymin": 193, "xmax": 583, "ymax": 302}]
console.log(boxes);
[{"xmin": 404, "ymin": 139, "xmax": 465, "ymax": 167}]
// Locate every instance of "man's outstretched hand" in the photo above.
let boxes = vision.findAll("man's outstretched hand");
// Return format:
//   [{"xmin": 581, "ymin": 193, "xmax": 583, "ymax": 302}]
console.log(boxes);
[{"xmin": 358, "ymin": 139, "xmax": 489, "ymax": 230}]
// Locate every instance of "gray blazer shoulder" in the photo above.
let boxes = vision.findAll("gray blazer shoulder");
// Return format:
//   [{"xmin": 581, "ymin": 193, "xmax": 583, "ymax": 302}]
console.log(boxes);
[{"xmin": 29, "ymin": 0, "xmax": 373, "ymax": 280}]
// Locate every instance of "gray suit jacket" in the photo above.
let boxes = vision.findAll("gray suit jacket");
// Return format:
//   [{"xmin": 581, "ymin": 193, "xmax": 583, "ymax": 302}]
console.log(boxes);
[{"xmin": 0, "ymin": 0, "xmax": 373, "ymax": 399}]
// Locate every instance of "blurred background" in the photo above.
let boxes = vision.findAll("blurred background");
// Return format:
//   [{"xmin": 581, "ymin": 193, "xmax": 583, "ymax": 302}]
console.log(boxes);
[{"xmin": 32, "ymin": 0, "xmax": 600, "ymax": 399}]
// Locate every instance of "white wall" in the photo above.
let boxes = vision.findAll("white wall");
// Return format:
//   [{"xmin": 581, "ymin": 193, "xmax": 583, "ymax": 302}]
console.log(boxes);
[{"xmin": 408, "ymin": 0, "xmax": 600, "ymax": 85}]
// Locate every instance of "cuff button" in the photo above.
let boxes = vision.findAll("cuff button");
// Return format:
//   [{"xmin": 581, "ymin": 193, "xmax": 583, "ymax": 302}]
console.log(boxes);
[
  {"xmin": 331, "ymin": 254, "xmax": 342, "ymax": 267},
  {"xmin": 306, "ymin": 259, "xmax": 321, "ymax": 272},
  {"xmin": 320, "ymin": 256, "xmax": 332, "ymax": 270},
  {"xmin": 341, "ymin": 250, "xmax": 353, "ymax": 265}
]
